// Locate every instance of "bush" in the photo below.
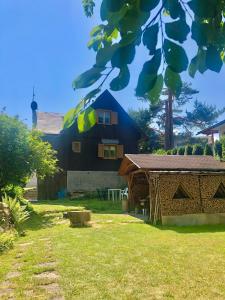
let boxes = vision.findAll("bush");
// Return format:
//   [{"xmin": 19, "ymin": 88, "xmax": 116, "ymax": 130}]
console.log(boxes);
[
  {"xmin": 178, "ymin": 147, "xmax": 185, "ymax": 155},
  {"xmin": 204, "ymin": 144, "xmax": 214, "ymax": 156},
  {"xmin": 2, "ymin": 195, "xmax": 30, "ymax": 235},
  {"xmin": 221, "ymin": 136, "xmax": 225, "ymax": 160},
  {"xmin": 192, "ymin": 144, "xmax": 204, "ymax": 155},
  {"xmin": 167, "ymin": 150, "xmax": 172, "ymax": 155},
  {"xmin": 185, "ymin": 145, "xmax": 193, "ymax": 155},
  {"xmin": 0, "ymin": 231, "xmax": 16, "ymax": 254},
  {"xmin": 154, "ymin": 149, "xmax": 167, "ymax": 155},
  {"xmin": 214, "ymin": 140, "xmax": 223, "ymax": 159},
  {"xmin": 172, "ymin": 148, "xmax": 178, "ymax": 155}
]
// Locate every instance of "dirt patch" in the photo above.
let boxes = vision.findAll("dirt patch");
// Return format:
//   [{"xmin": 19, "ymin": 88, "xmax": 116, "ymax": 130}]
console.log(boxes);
[
  {"xmin": 33, "ymin": 271, "xmax": 60, "ymax": 280},
  {"xmin": 6, "ymin": 271, "xmax": 21, "ymax": 279},
  {"xmin": 0, "ymin": 287, "xmax": 14, "ymax": 297},
  {"xmin": 39, "ymin": 282, "xmax": 60, "ymax": 293}
]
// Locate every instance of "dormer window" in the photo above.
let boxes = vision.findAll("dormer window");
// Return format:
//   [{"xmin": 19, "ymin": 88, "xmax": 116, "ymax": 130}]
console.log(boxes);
[{"xmin": 97, "ymin": 110, "xmax": 111, "ymax": 125}]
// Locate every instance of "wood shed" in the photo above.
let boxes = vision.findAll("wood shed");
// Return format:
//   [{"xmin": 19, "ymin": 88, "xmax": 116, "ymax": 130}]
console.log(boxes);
[{"xmin": 119, "ymin": 154, "xmax": 225, "ymax": 226}]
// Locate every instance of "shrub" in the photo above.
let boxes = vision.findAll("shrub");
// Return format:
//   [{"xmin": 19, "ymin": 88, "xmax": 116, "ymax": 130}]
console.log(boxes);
[
  {"xmin": 185, "ymin": 145, "xmax": 193, "ymax": 155},
  {"xmin": 167, "ymin": 150, "xmax": 172, "ymax": 155},
  {"xmin": 2, "ymin": 195, "xmax": 30, "ymax": 235},
  {"xmin": 192, "ymin": 144, "xmax": 204, "ymax": 155},
  {"xmin": 178, "ymin": 147, "xmax": 185, "ymax": 155},
  {"xmin": 172, "ymin": 148, "xmax": 178, "ymax": 155},
  {"xmin": 204, "ymin": 144, "xmax": 214, "ymax": 156},
  {"xmin": 154, "ymin": 149, "xmax": 167, "ymax": 155},
  {"xmin": 221, "ymin": 136, "xmax": 225, "ymax": 160},
  {"xmin": 214, "ymin": 140, "xmax": 223, "ymax": 159},
  {"xmin": 0, "ymin": 231, "xmax": 15, "ymax": 254}
]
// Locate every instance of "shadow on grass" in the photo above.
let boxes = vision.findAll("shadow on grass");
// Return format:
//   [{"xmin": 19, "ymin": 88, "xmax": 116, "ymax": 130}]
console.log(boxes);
[
  {"xmin": 154, "ymin": 224, "xmax": 225, "ymax": 234},
  {"xmin": 23, "ymin": 213, "xmax": 59, "ymax": 231},
  {"xmin": 34, "ymin": 198, "xmax": 123, "ymax": 215}
]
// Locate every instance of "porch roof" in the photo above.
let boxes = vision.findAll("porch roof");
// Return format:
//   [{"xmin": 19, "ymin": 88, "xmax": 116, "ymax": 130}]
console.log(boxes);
[{"xmin": 119, "ymin": 154, "xmax": 225, "ymax": 176}]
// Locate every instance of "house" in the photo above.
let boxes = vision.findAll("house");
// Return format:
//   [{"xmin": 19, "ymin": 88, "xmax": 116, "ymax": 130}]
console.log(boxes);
[
  {"xmin": 197, "ymin": 119, "xmax": 225, "ymax": 144},
  {"xmin": 33, "ymin": 90, "xmax": 142, "ymax": 199},
  {"xmin": 119, "ymin": 154, "xmax": 225, "ymax": 226}
]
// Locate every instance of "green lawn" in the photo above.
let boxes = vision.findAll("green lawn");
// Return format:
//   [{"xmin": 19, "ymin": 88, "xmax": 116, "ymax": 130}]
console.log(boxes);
[{"xmin": 1, "ymin": 199, "xmax": 225, "ymax": 299}]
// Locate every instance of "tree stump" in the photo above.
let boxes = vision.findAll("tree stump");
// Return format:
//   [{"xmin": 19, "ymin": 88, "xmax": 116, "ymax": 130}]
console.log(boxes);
[{"xmin": 67, "ymin": 210, "xmax": 91, "ymax": 227}]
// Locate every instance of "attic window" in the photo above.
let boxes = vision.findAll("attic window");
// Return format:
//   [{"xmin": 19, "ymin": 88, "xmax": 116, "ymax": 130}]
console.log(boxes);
[
  {"xmin": 173, "ymin": 185, "xmax": 191, "ymax": 200},
  {"xmin": 72, "ymin": 141, "xmax": 81, "ymax": 153},
  {"xmin": 213, "ymin": 183, "xmax": 225, "ymax": 199},
  {"xmin": 97, "ymin": 111, "xmax": 111, "ymax": 125}
]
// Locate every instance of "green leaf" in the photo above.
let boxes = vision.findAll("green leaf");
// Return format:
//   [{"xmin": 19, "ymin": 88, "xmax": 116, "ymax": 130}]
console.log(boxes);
[
  {"xmin": 110, "ymin": 66, "xmax": 130, "ymax": 91},
  {"xmin": 139, "ymin": 0, "xmax": 160, "ymax": 12},
  {"xmin": 163, "ymin": 39, "xmax": 189, "ymax": 73},
  {"xmin": 188, "ymin": 0, "xmax": 220, "ymax": 18},
  {"xmin": 120, "ymin": 30, "xmax": 142, "ymax": 47},
  {"xmin": 136, "ymin": 72, "xmax": 157, "ymax": 97},
  {"xmin": 142, "ymin": 49, "xmax": 162, "ymax": 74},
  {"xmin": 96, "ymin": 44, "xmax": 119, "ymax": 67},
  {"xmin": 198, "ymin": 49, "xmax": 207, "ymax": 74},
  {"xmin": 165, "ymin": 20, "xmax": 190, "ymax": 43},
  {"xmin": 143, "ymin": 24, "xmax": 159, "ymax": 54},
  {"xmin": 164, "ymin": 0, "xmax": 185, "ymax": 19},
  {"xmin": 188, "ymin": 55, "xmax": 198, "ymax": 78},
  {"xmin": 191, "ymin": 21, "xmax": 209, "ymax": 47},
  {"xmin": 106, "ymin": 0, "xmax": 125, "ymax": 12},
  {"xmin": 118, "ymin": 3, "xmax": 150, "ymax": 33},
  {"xmin": 72, "ymin": 67, "xmax": 105, "ymax": 90},
  {"xmin": 164, "ymin": 66, "xmax": 182, "ymax": 97},
  {"xmin": 111, "ymin": 44, "xmax": 136, "ymax": 68},
  {"xmin": 147, "ymin": 74, "xmax": 163, "ymax": 104},
  {"xmin": 84, "ymin": 88, "xmax": 101, "ymax": 102},
  {"xmin": 206, "ymin": 46, "xmax": 223, "ymax": 72},
  {"xmin": 87, "ymin": 36, "xmax": 102, "ymax": 51},
  {"xmin": 100, "ymin": 0, "xmax": 128, "ymax": 23},
  {"xmin": 77, "ymin": 107, "xmax": 97, "ymax": 133},
  {"xmin": 90, "ymin": 25, "xmax": 105, "ymax": 37},
  {"xmin": 63, "ymin": 99, "xmax": 85, "ymax": 129}
]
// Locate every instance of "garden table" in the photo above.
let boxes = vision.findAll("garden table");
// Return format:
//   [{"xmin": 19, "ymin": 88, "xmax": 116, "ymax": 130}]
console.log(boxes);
[{"xmin": 108, "ymin": 189, "xmax": 122, "ymax": 202}]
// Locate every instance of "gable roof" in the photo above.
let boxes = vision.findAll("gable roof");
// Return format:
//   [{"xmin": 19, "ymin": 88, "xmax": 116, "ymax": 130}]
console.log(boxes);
[
  {"xmin": 35, "ymin": 90, "xmax": 142, "ymax": 136},
  {"xmin": 36, "ymin": 112, "xmax": 63, "ymax": 134},
  {"xmin": 119, "ymin": 154, "xmax": 225, "ymax": 175},
  {"xmin": 197, "ymin": 119, "xmax": 225, "ymax": 135}
]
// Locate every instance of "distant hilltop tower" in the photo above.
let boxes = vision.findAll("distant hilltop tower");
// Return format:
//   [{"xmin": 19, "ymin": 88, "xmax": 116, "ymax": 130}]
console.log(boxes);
[{"xmin": 31, "ymin": 87, "xmax": 38, "ymax": 129}]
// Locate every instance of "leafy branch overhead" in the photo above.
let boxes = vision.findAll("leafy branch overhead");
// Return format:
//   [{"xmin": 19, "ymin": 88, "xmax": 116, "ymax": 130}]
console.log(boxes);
[{"xmin": 76, "ymin": 0, "xmax": 225, "ymax": 103}]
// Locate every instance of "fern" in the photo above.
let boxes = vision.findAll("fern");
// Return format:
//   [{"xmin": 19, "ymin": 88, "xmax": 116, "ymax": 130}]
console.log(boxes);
[{"xmin": 2, "ymin": 195, "xmax": 30, "ymax": 235}]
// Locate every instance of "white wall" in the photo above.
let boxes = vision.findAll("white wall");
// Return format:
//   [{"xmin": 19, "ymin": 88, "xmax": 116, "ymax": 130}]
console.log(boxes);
[{"xmin": 67, "ymin": 171, "xmax": 126, "ymax": 192}]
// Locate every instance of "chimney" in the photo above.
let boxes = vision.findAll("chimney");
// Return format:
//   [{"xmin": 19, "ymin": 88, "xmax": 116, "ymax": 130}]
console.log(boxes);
[{"xmin": 31, "ymin": 100, "xmax": 38, "ymax": 129}]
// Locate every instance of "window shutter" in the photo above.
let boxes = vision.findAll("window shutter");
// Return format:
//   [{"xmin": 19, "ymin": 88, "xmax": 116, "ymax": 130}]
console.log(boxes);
[
  {"xmin": 72, "ymin": 142, "xmax": 81, "ymax": 153},
  {"xmin": 111, "ymin": 111, "xmax": 118, "ymax": 125},
  {"xmin": 117, "ymin": 145, "xmax": 124, "ymax": 159},
  {"xmin": 98, "ymin": 144, "xmax": 104, "ymax": 158}
]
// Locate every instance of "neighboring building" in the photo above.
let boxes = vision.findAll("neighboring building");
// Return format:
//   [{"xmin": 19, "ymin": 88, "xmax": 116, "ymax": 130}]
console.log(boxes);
[
  {"xmin": 119, "ymin": 154, "xmax": 225, "ymax": 226},
  {"xmin": 197, "ymin": 119, "xmax": 225, "ymax": 144},
  {"xmin": 33, "ymin": 90, "xmax": 142, "ymax": 199}
]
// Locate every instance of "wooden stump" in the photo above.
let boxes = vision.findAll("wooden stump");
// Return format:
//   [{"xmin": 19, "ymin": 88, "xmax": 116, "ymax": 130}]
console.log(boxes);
[
  {"xmin": 67, "ymin": 210, "xmax": 91, "ymax": 227},
  {"xmin": 122, "ymin": 199, "xmax": 129, "ymax": 212}
]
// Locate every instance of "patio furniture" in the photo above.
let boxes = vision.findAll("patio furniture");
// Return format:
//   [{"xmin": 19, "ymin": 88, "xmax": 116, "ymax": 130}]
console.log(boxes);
[
  {"xmin": 108, "ymin": 189, "xmax": 122, "ymax": 202},
  {"xmin": 121, "ymin": 187, "xmax": 128, "ymax": 200},
  {"xmin": 97, "ymin": 188, "xmax": 108, "ymax": 200}
]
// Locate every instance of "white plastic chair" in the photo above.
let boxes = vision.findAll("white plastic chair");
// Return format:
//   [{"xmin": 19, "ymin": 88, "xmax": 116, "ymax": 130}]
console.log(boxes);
[{"xmin": 121, "ymin": 187, "xmax": 128, "ymax": 200}]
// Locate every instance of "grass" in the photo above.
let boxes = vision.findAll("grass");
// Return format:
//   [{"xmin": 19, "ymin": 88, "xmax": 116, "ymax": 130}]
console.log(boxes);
[{"xmin": 1, "ymin": 199, "xmax": 225, "ymax": 299}]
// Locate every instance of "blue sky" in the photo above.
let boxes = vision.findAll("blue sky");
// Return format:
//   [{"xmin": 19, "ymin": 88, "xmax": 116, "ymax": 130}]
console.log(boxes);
[{"xmin": 0, "ymin": 0, "xmax": 224, "ymax": 127}]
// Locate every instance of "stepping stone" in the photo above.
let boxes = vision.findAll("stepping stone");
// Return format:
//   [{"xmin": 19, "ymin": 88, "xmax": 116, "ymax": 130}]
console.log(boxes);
[
  {"xmin": 24, "ymin": 290, "xmax": 35, "ymax": 297},
  {"xmin": 39, "ymin": 238, "xmax": 50, "ymax": 241},
  {"xmin": 19, "ymin": 242, "xmax": 33, "ymax": 247},
  {"xmin": 16, "ymin": 253, "xmax": 23, "ymax": 259},
  {"xmin": 0, "ymin": 288, "xmax": 14, "ymax": 297},
  {"xmin": 14, "ymin": 262, "xmax": 23, "ymax": 269},
  {"xmin": 33, "ymin": 271, "xmax": 60, "ymax": 280},
  {"xmin": 37, "ymin": 262, "xmax": 57, "ymax": 268},
  {"xmin": 39, "ymin": 282, "xmax": 60, "ymax": 293},
  {"xmin": 6, "ymin": 271, "xmax": 21, "ymax": 279}
]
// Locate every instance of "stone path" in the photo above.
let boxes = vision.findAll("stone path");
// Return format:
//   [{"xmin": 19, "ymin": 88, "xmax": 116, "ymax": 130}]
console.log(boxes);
[{"xmin": 0, "ymin": 239, "xmax": 64, "ymax": 300}]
